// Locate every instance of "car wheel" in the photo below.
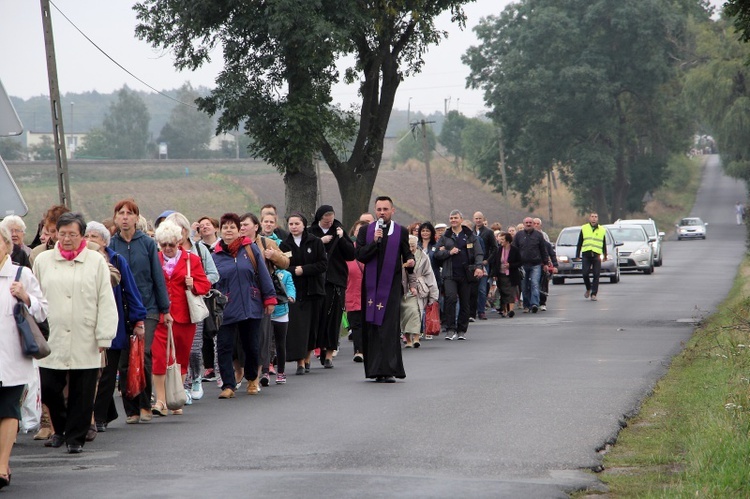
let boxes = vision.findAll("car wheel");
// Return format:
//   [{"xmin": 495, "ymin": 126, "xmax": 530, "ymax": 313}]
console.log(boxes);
[
  {"xmin": 610, "ymin": 274, "xmax": 619, "ymax": 284},
  {"xmin": 552, "ymin": 276, "xmax": 564, "ymax": 285},
  {"xmin": 677, "ymin": 236, "xmax": 682, "ymax": 241},
  {"xmin": 643, "ymin": 263, "xmax": 653, "ymax": 275},
  {"xmin": 655, "ymin": 256, "xmax": 662, "ymax": 267}
]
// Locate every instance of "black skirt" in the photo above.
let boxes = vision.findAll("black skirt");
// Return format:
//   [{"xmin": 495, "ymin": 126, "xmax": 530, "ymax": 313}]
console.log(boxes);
[
  {"xmin": 0, "ymin": 384, "xmax": 25, "ymax": 420},
  {"xmin": 287, "ymin": 297, "xmax": 323, "ymax": 362}
]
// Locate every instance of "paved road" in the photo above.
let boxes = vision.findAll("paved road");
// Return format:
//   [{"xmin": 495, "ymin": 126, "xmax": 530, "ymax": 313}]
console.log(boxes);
[{"xmin": 8, "ymin": 156, "xmax": 746, "ymax": 498}]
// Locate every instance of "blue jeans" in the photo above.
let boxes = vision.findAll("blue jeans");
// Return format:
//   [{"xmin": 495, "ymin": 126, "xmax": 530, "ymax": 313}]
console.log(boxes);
[
  {"xmin": 522, "ymin": 264, "xmax": 542, "ymax": 308},
  {"xmin": 476, "ymin": 274, "xmax": 488, "ymax": 316}
]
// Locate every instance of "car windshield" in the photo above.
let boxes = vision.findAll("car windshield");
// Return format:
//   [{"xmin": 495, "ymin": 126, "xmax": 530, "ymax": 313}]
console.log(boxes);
[
  {"xmin": 610, "ymin": 227, "xmax": 646, "ymax": 242},
  {"xmin": 557, "ymin": 229, "xmax": 580, "ymax": 246},
  {"xmin": 680, "ymin": 219, "xmax": 702, "ymax": 226}
]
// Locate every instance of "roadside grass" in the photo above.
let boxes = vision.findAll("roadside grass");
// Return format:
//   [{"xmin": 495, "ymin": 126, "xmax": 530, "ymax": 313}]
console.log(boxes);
[{"xmin": 578, "ymin": 261, "xmax": 750, "ymax": 497}]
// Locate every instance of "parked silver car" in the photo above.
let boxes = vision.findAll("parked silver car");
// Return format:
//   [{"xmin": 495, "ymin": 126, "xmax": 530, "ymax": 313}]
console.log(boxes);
[
  {"xmin": 676, "ymin": 217, "xmax": 707, "ymax": 240},
  {"xmin": 616, "ymin": 218, "xmax": 664, "ymax": 266},
  {"xmin": 553, "ymin": 226, "xmax": 621, "ymax": 285},
  {"xmin": 606, "ymin": 223, "xmax": 655, "ymax": 274}
]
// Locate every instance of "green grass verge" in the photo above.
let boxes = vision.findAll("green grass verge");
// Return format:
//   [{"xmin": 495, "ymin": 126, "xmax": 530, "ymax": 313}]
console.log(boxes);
[{"xmin": 577, "ymin": 261, "xmax": 750, "ymax": 496}]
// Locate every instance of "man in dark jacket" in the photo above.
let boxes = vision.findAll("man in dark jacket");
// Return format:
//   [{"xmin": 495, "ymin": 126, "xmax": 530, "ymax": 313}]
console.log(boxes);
[
  {"xmin": 472, "ymin": 211, "xmax": 498, "ymax": 320},
  {"xmin": 512, "ymin": 217, "xmax": 548, "ymax": 313},
  {"xmin": 434, "ymin": 210, "xmax": 484, "ymax": 340},
  {"xmin": 309, "ymin": 205, "xmax": 355, "ymax": 368}
]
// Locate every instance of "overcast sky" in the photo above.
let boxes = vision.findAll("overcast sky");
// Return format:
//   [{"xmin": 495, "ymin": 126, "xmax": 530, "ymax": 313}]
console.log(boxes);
[{"xmin": 0, "ymin": 0, "xmax": 511, "ymax": 117}]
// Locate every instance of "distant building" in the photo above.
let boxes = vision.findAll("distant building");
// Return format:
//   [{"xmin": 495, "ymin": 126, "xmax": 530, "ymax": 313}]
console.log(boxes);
[{"xmin": 23, "ymin": 130, "xmax": 87, "ymax": 160}]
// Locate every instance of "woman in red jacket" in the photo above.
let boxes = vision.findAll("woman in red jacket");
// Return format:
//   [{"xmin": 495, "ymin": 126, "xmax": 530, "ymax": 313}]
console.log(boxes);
[{"xmin": 151, "ymin": 220, "xmax": 210, "ymax": 416}]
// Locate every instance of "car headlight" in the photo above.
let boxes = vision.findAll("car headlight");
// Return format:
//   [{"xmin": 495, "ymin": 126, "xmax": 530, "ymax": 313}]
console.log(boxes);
[
  {"xmin": 558, "ymin": 255, "xmax": 569, "ymax": 263},
  {"xmin": 633, "ymin": 247, "xmax": 649, "ymax": 256},
  {"xmin": 680, "ymin": 228, "xmax": 688, "ymax": 233}
]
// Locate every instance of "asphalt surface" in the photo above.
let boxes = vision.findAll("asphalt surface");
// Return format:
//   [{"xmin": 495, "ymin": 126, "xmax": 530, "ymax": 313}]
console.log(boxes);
[{"xmin": 7, "ymin": 155, "xmax": 746, "ymax": 498}]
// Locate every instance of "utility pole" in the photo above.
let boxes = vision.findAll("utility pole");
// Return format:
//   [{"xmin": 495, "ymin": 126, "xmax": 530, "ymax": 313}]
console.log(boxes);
[
  {"xmin": 41, "ymin": 0, "xmax": 71, "ymax": 208},
  {"xmin": 418, "ymin": 120, "xmax": 436, "ymax": 222},
  {"xmin": 407, "ymin": 97, "xmax": 412, "ymax": 128}
]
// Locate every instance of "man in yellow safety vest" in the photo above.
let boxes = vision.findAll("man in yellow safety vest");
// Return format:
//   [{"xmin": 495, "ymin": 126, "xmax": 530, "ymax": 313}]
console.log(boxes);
[{"xmin": 575, "ymin": 213, "xmax": 607, "ymax": 301}]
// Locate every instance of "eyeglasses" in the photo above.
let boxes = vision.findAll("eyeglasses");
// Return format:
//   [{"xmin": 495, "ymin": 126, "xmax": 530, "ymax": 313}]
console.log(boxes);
[
  {"xmin": 58, "ymin": 232, "xmax": 81, "ymax": 239},
  {"xmin": 159, "ymin": 243, "xmax": 177, "ymax": 248},
  {"xmin": 9, "ymin": 228, "xmax": 24, "ymax": 234}
]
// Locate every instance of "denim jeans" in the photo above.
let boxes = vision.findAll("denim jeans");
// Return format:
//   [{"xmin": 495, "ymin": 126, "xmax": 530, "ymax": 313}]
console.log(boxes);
[
  {"xmin": 476, "ymin": 274, "xmax": 488, "ymax": 316},
  {"xmin": 521, "ymin": 264, "xmax": 542, "ymax": 308}
]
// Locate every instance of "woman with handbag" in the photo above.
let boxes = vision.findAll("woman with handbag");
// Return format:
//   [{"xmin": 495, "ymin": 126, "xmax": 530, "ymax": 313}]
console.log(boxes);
[
  {"xmin": 150, "ymin": 221, "xmax": 211, "ymax": 416},
  {"xmin": 0, "ymin": 225, "xmax": 48, "ymax": 489},
  {"xmin": 211, "ymin": 213, "xmax": 277, "ymax": 399},
  {"xmin": 85, "ymin": 222, "xmax": 148, "ymax": 434},
  {"xmin": 165, "ymin": 212, "xmax": 220, "ymax": 403},
  {"xmin": 400, "ymin": 235, "xmax": 439, "ymax": 348}
]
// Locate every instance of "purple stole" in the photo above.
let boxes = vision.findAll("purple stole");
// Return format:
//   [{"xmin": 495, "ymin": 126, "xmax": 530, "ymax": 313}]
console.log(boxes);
[{"xmin": 364, "ymin": 221, "xmax": 401, "ymax": 326}]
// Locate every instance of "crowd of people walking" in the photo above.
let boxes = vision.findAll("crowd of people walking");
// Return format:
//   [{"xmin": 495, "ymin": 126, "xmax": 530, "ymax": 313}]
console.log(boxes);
[{"xmin": 0, "ymin": 197, "xmax": 560, "ymax": 490}]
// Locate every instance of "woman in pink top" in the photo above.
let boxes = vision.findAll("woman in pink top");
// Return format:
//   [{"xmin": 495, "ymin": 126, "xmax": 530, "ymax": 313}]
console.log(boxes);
[{"xmin": 345, "ymin": 221, "xmax": 368, "ymax": 362}]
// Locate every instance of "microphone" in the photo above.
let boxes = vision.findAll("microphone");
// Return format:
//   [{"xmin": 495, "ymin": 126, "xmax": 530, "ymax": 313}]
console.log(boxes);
[{"xmin": 376, "ymin": 218, "xmax": 385, "ymax": 242}]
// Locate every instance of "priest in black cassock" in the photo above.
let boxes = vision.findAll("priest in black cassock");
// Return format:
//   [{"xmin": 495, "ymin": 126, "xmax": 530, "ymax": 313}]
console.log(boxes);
[{"xmin": 355, "ymin": 196, "xmax": 415, "ymax": 382}]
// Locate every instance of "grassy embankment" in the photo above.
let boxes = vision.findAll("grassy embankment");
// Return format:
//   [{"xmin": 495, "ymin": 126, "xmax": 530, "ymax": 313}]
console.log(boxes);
[{"xmin": 578, "ymin": 154, "xmax": 750, "ymax": 497}]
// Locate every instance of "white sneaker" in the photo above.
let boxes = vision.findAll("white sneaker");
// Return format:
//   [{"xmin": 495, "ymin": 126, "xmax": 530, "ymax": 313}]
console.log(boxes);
[
  {"xmin": 190, "ymin": 380, "xmax": 204, "ymax": 400},
  {"xmin": 540, "ymin": 305, "xmax": 547, "ymax": 311},
  {"xmin": 184, "ymin": 389, "xmax": 193, "ymax": 405}
]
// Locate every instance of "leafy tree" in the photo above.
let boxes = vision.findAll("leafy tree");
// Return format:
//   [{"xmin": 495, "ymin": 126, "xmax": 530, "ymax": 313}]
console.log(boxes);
[
  {"xmin": 394, "ymin": 126, "xmax": 436, "ymax": 165},
  {"xmin": 464, "ymin": 0, "xmax": 696, "ymax": 221},
  {"xmin": 461, "ymin": 118, "xmax": 498, "ymax": 178},
  {"xmin": 0, "ymin": 138, "xmax": 24, "ymax": 160},
  {"xmin": 684, "ymin": 14, "xmax": 750, "ymax": 181},
  {"xmin": 30, "ymin": 135, "xmax": 55, "ymax": 160},
  {"xmin": 157, "ymin": 84, "xmax": 213, "ymax": 159},
  {"xmin": 134, "ymin": 0, "xmax": 471, "ymax": 226},
  {"xmin": 439, "ymin": 110, "xmax": 469, "ymax": 169},
  {"xmin": 76, "ymin": 87, "xmax": 150, "ymax": 159}
]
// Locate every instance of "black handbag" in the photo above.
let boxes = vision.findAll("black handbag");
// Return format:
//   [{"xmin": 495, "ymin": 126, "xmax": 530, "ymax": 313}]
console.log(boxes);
[
  {"xmin": 13, "ymin": 266, "xmax": 51, "ymax": 359},
  {"xmin": 203, "ymin": 289, "xmax": 228, "ymax": 335},
  {"xmin": 270, "ymin": 271, "xmax": 288, "ymax": 304}
]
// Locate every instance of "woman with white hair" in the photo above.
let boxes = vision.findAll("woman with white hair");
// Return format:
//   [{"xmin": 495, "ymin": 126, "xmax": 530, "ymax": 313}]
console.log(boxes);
[
  {"xmin": 400, "ymin": 235, "xmax": 439, "ymax": 348},
  {"xmin": 150, "ymin": 220, "xmax": 210, "ymax": 416},
  {"xmin": 84, "ymin": 221, "xmax": 147, "ymax": 434},
  {"xmin": 165, "ymin": 212, "xmax": 219, "ymax": 402},
  {"xmin": 0, "ymin": 216, "xmax": 31, "ymax": 268},
  {"xmin": 0, "ymin": 224, "xmax": 47, "ymax": 488}
]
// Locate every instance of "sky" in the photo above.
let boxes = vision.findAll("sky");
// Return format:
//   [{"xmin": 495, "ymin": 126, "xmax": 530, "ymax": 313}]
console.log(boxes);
[{"xmin": 0, "ymin": 0, "xmax": 510, "ymax": 117}]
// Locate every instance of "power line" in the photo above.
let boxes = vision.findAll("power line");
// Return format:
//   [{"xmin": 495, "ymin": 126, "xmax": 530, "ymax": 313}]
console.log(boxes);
[{"xmin": 48, "ymin": 0, "xmax": 198, "ymax": 109}]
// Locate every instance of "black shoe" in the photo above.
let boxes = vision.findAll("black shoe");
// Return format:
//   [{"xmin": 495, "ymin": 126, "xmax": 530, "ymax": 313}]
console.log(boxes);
[
  {"xmin": 295, "ymin": 366, "xmax": 305, "ymax": 375},
  {"xmin": 85, "ymin": 425, "xmax": 97, "ymax": 442},
  {"xmin": 531, "ymin": 305, "xmax": 538, "ymax": 313},
  {"xmin": 324, "ymin": 358, "xmax": 334, "ymax": 369},
  {"xmin": 95, "ymin": 422, "xmax": 107, "ymax": 433},
  {"xmin": 319, "ymin": 350, "xmax": 327, "ymax": 366},
  {"xmin": 375, "ymin": 376, "xmax": 385, "ymax": 383},
  {"xmin": 383, "ymin": 376, "xmax": 396, "ymax": 383},
  {"xmin": 66, "ymin": 444, "xmax": 83, "ymax": 454},
  {"xmin": 304, "ymin": 363, "xmax": 310, "ymax": 373},
  {"xmin": 508, "ymin": 310, "xmax": 515, "ymax": 318},
  {"xmin": 44, "ymin": 434, "xmax": 65, "ymax": 448}
]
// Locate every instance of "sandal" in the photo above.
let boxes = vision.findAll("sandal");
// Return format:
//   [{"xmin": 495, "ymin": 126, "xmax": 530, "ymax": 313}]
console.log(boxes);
[
  {"xmin": 151, "ymin": 401, "xmax": 168, "ymax": 417},
  {"xmin": 170, "ymin": 409, "xmax": 183, "ymax": 415}
]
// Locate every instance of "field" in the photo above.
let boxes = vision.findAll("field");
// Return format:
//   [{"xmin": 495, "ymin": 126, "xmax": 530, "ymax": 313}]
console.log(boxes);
[{"xmin": 8, "ymin": 157, "xmax": 583, "ymax": 238}]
